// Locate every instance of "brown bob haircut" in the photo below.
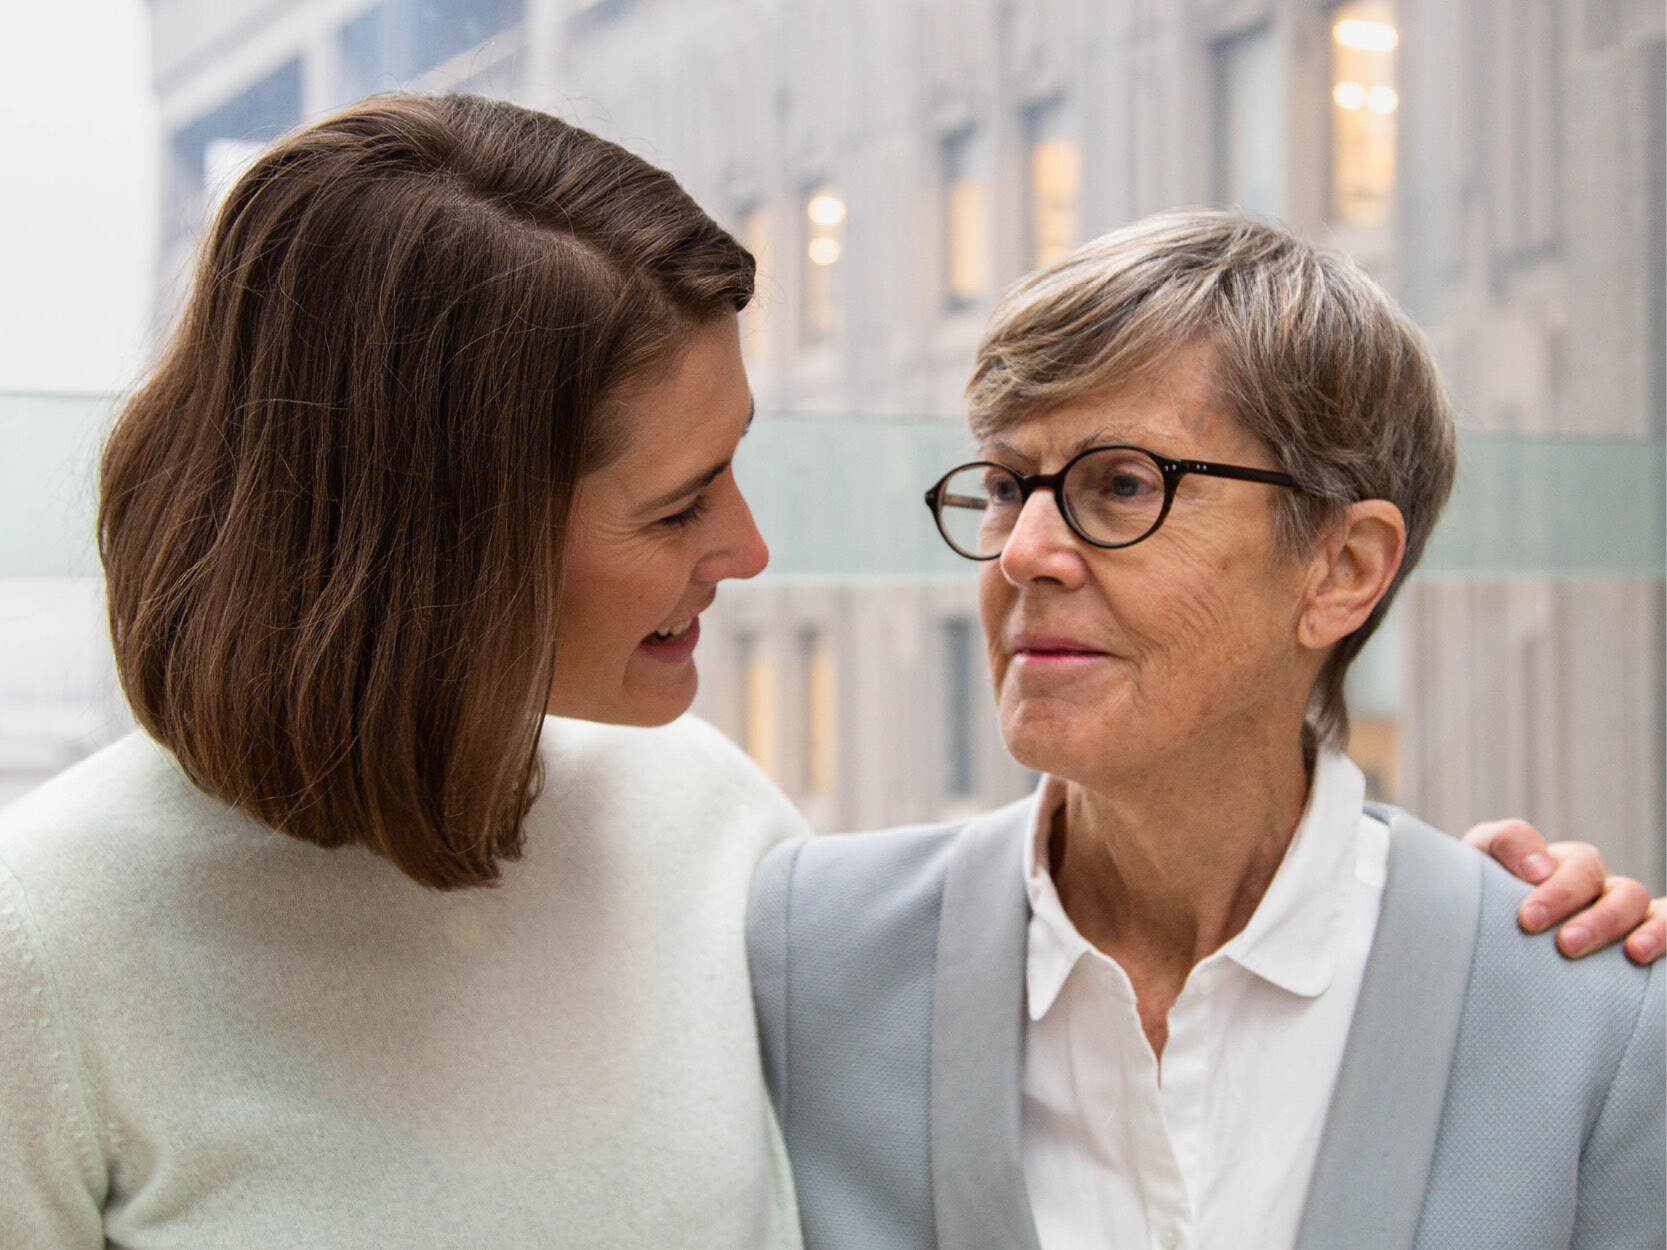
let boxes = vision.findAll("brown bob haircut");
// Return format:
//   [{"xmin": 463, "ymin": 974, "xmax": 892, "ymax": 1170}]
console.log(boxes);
[
  {"xmin": 100, "ymin": 94, "xmax": 754, "ymax": 889},
  {"xmin": 967, "ymin": 208, "xmax": 1457, "ymax": 749}
]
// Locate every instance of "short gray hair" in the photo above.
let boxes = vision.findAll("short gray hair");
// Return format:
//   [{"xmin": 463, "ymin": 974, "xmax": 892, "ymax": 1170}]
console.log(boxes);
[{"xmin": 966, "ymin": 208, "xmax": 1456, "ymax": 749}]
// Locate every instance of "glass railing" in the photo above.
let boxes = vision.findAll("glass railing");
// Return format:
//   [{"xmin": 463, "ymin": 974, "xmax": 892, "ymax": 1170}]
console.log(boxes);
[
  {"xmin": 1421, "ymin": 430, "xmax": 1666, "ymax": 578},
  {"xmin": 1, "ymin": 397, "xmax": 1661, "ymax": 582},
  {"xmin": 734, "ymin": 414, "xmax": 975, "ymax": 582},
  {"xmin": 735, "ymin": 414, "xmax": 1666, "ymax": 583}
]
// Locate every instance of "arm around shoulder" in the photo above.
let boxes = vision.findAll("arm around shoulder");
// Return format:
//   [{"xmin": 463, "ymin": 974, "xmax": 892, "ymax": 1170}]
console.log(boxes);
[{"xmin": 1571, "ymin": 961, "xmax": 1665, "ymax": 1249}]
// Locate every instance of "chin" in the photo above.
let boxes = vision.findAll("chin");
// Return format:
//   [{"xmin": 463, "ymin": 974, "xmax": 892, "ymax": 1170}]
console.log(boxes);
[
  {"xmin": 1000, "ymin": 701, "xmax": 1087, "ymax": 775},
  {"xmin": 616, "ymin": 669, "xmax": 701, "ymax": 728},
  {"xmin": 1002, "ymin": 690, "xmax": 1145, "ymax": 781},
  {"xmin": 547, "ymin": 667, "xmax": 699, "ymax": 728}
]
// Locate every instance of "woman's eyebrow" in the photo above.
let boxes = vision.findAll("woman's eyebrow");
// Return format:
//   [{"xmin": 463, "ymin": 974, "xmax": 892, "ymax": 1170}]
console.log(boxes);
[
  {"xmin": 983, "ymin": 436, "xmax": 1035, "ymax": 464},
  {"xmin": 638, "ymin": 400, "xmax": 755, "ymax": 511},
  {"xmin": 984, "ymin": 427, "xmax": 1124, "ymax": 463},
  {"xmin": 640, "ymin": 460, "xmax": 729, "ymax": 512}
]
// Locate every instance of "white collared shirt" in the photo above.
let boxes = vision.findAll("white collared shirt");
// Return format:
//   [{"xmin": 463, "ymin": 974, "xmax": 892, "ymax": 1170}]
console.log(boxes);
[{"xmin": 1020, "ymin": 750, "xmax": 1388, "ymax": 1250}]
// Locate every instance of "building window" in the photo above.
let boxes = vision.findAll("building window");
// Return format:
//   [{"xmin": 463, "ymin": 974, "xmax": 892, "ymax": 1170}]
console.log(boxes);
[
  {"xmin": 337, "ymin": 0, "xmax": 526, "ymax": 100},
  {"xmin": 203, "ymin": 139, "xmax": 265, "ymax": 215},
  {"xmin": 802, "ymin": 185, "xmax": 843, "ymax": 344},
  {"xmin": 167, "ymin": 59, "xmax": 302, "ymax": 241},
  {"xmin": 800, "ymin": 629, "xmax": 838, "ymax": 797},
  {"xmin": 1329, "ymin": 1, "xmax": 1398, "ymax": 226},
  {"xmin": 943, "ymin": 127, "xmax": 993, "ymax": 307},
  {"xmin": 944, "ymin": 618, "xmax": 977, "ymax": 798},
  {"xmin": 1024, "ymin": 98, "xmax": 1080, "ymax": 269},
  {"xmin": 738, "ymin": 634, "xmax": 779, "ymax": 779},
  {"xmin": 740, "ymin": 204, "xmax": 774, "ymax": 365},
  {"xmin": 1214, "ymin": 24, "xmax": 1285, "ymax": 219}
]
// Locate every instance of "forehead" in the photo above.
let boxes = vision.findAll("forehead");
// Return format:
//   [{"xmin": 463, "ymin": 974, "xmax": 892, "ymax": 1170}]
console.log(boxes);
[
  {"xmin": 615, "ymin": 318, "xmax": 747, "ymax": 440},
  {"xmin": 979, "ymin": 340, "xmax": 1238, "ymax": 459}
]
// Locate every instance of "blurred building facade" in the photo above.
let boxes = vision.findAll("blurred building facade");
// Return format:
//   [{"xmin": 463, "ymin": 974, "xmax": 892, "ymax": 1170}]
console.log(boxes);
[{"xmin": 56, "ymin": 0, "xmax": 1660, "ymax": 881}]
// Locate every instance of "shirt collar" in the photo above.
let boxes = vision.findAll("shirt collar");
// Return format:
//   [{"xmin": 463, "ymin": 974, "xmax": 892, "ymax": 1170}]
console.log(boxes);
[
  {"xmin": 1023, "ymin": 751, "xmax": 1368, "ymax": 1019},
  {"xmin": 1023, "ymin": 774, "xmax": 1099, "ymax": 1021},
  {"xmin": 1219, "ymin": 749, "xmax": 1366, "ymax": 997}
]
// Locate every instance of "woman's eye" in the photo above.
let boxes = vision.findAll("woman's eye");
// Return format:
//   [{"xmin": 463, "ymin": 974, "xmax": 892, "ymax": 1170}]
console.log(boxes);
[
  {"xmin": 658, "ymin": 496, "xmax": 710, "ymax": 529},
  {"xmin": 988, "ymin": 475, "xmax": 1022, "ymax": 505},
  {"xmin": 1081, "ymin": 460, "xmax": 1160, "ymax": 499},
  {"xmin": 1110, "ymin": 474, "xmax": 1147, "ymax": 498}
]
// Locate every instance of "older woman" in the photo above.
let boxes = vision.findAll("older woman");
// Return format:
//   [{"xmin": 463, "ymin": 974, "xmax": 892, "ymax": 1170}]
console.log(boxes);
[{"xmin": 749, "ymin": 210, "xmax": 1664, "ymax": 1250}]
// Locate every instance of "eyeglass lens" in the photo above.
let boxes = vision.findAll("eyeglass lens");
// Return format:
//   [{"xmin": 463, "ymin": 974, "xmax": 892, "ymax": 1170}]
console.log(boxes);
[{"xmin": 935, "ymin": 448, "xmax": 1169, "ymax": 557}]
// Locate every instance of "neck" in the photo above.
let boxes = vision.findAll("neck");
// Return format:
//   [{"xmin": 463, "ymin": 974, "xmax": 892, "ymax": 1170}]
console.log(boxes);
[{"xmin": 1050, "ymin": 715, "xmax": 1314, "ymax": 1054}]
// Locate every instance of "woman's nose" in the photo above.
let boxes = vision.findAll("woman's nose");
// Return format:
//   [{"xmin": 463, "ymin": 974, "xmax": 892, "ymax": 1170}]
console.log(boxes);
[
  {"xmin": 998, "ymin": 489, "xmax": 1083, "ymax": 586},
  {"xmin": 730, "ymin": 497, "xmax": 770, "ymax": 580},
  {"xmin": 704, "ymin": 476, "xmax": 769, "ymax": 583}
]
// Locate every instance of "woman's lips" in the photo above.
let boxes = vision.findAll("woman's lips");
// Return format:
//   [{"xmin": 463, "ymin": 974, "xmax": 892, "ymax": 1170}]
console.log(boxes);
[
  {"xmin": 1011, "ymin": 634, "xmax": 1108, "ymax": 660},
  {"xmin": 1008, "ymin": 636, "xmax": 1113, "ymax": 684},
  {"xmin": 639, "ymin": 615, "xmax": 701, "ymax": 662}
]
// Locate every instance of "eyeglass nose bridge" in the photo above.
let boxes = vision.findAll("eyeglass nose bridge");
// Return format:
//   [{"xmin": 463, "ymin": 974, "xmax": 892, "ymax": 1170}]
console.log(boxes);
[{"xmin": 1003, "ymin": 465, "xmax": 1078, "ymax": 541}]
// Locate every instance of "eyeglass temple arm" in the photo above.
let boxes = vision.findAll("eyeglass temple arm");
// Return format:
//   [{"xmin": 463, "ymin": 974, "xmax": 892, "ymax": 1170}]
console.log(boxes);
[
  {"xmin": 1176, "ymin": 460, "xmax": 1299, "ymax": 488},
  {"xmin": 926, "ymin": 484, "xmax": 995, "ymax": 511}
]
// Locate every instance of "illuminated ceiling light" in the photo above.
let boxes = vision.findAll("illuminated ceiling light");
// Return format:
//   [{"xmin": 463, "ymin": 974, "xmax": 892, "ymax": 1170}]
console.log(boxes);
[
  {"xmin": 1333, "ymin": 80, "xmax": 1367, "ymax": 110},
  {"xmin": 1368, "ymin": 85, "xmax": 1399, "ymax": 114},
  {"xmin": 807, "ymin": 237, "xmax": 841, "ymax": 266},
  {"xmin": 1333, "ymin": 19, "xmax": 1398, "ymax": 52},
  {"xmin": 807, "ymin": 194, "xmax": 846, "ymax": 226}
]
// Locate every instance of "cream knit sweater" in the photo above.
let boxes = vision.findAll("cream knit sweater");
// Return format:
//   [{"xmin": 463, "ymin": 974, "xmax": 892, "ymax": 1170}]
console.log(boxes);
[{"xmin": 0, "ymin": 715, "xmax": 805, "ymax": 1248}]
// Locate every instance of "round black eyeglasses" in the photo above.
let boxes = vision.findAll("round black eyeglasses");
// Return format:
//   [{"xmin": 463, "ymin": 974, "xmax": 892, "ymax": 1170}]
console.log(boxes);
[{"xmin": 923, "ymin": 444, "xmax": 1301, "ymax": 560}]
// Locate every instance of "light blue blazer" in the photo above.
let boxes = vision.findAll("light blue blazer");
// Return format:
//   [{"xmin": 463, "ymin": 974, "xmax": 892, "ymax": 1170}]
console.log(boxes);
[{"xmin": 747, "ymin": 799, "xmax": 1665, "ymax": 1250}]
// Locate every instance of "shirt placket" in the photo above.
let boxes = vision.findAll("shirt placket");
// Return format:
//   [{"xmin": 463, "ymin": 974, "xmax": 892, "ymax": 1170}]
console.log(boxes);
[
  {"xmin": 1152, "ymin": 959, "xmax": 1221, "ymax": 1250},
  {"xmin": 1082, "ymin": 956, "xmax": 1196, "ymax": 1250}
]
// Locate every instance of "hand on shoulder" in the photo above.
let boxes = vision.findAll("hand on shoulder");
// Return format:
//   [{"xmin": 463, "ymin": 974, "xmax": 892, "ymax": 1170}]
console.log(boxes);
[{"xmin": 1465, "ymin": 818, "xmax": 1664, "ymax": 964}]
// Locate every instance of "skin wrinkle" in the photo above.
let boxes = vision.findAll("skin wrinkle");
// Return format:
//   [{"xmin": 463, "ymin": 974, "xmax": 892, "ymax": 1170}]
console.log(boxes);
[{"xmin": 981, "ymin": 340, "xmax": 1404, "ymax": 1056}]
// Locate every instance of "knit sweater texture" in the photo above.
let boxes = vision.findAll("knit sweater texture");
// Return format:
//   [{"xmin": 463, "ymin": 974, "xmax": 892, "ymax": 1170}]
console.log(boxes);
[{"xmin": 0, "ymin": 715, "xmax": 805, "ymax": 1249}]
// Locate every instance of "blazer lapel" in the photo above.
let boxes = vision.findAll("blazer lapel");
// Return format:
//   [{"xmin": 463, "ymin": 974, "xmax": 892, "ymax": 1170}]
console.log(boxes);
[
  {"xmin": 1294, "ymin": 811, "xmax": 1482, "ymax": 1250},
  {"xmin": 929, "ymin": 797, "xmax": 1045, "ymax": 1250}
]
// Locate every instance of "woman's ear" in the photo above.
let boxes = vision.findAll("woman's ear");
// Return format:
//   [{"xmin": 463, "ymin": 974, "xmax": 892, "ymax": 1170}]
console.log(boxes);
[{"xmin": 1297, "ymin": 500, "xmax": 1407, "ymax": 652}]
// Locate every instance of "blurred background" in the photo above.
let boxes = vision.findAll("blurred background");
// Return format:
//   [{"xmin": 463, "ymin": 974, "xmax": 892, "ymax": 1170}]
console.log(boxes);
[{"xmin": 1, "ymin": 0, "xmax": 1662, "ymax": 888}]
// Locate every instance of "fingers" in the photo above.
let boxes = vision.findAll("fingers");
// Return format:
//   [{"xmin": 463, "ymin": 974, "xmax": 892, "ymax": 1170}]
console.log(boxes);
[
  {"xmin": 1461, "ymin": 818, "xmax": 1662, "ymax": 962},
  {"xmin": 1623, "ymin": 897, "xmax": 1667, "ymax": 965},
  {"xmin": 1514, "ymin": 840, "xmax": 1607, "ymax": 937},
  {"xmin": 1464, "ymin": 817, "xmax": 1555, "ymax": 885},
  {"xmin": 1551, "ymin": 870, "xmax": 1652, "ymax": 958}
]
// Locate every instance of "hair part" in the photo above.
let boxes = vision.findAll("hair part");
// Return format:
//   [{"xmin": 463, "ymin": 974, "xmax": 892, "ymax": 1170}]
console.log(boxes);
[
  {"xmin": 99, "ymin": 93, "xmax": 754, "ymax": 889},
  {"xmin": 966, "ymin": 208, "xmax": 1456, "ymax": 748}
]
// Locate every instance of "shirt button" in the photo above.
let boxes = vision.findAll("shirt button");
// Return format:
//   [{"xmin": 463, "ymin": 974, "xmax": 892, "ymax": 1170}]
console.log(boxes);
[{"xmin": 1158, "ymin": 1230, "xmax": 1182, "ymax": 1250}]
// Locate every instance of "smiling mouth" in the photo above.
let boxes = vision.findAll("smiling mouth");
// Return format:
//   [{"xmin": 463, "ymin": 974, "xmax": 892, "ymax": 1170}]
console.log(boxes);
[{"xmin": 650, "ymin": 619, "xmax": 695, "ymax": 642}]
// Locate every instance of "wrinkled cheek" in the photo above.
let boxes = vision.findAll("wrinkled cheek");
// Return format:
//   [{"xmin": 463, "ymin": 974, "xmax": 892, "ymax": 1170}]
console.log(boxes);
[
  {"xmin": 1134, "ymin": 583, "xmax": 1237, "ymax": 672},
  {"xmin": 1145, "ymin": 592, "xmax": 1296, "ymax": 729}
]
